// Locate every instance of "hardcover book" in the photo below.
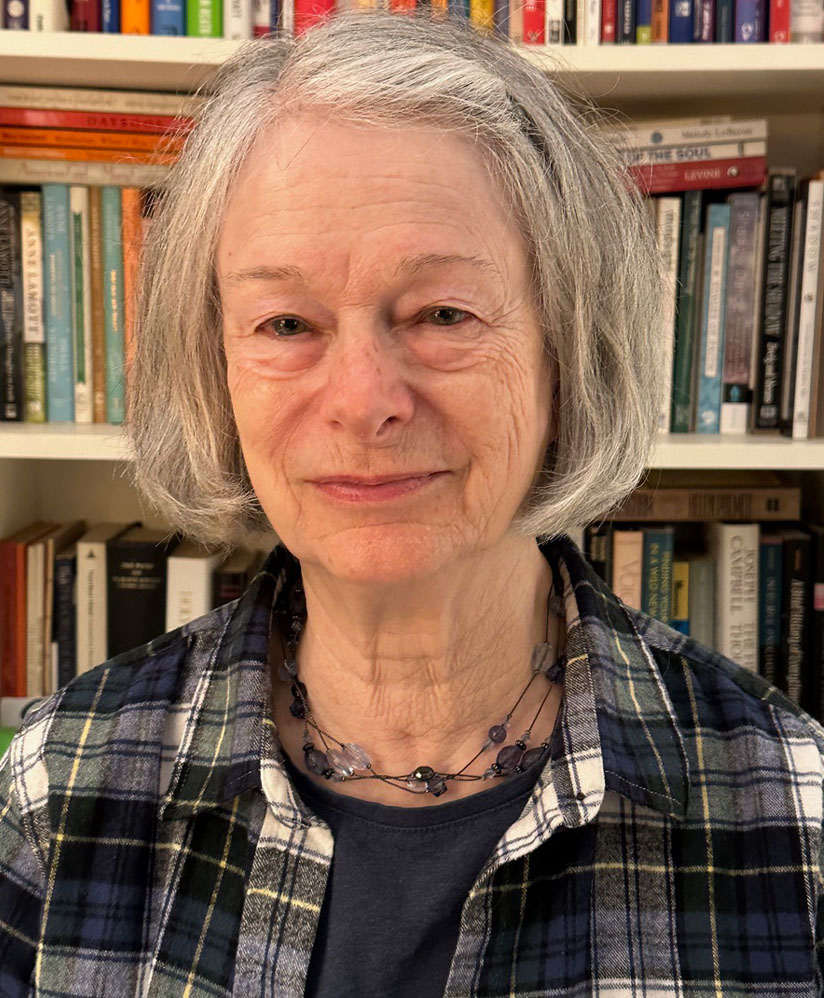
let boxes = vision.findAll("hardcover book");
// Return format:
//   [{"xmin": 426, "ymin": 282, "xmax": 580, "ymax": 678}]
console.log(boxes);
[{"xmin": 707, "ymin": 521, "xmax": 759, "ymax": 672}]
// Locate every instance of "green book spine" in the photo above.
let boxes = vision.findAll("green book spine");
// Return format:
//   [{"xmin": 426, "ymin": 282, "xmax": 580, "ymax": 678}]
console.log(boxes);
[
  {"xmin": 186, "ymin": 0, "xmax": 221, "ymax": 35},
  {"xmin": 670, "ymin": 191, "xmax": 703, "ymax": 433},
  {"xmin": 642, "ymin": 526, "xmax": 674, "ymax": 624},
  {"xmin": 101, "ymin": 187, "xmax": 125, "ymax": 425}
]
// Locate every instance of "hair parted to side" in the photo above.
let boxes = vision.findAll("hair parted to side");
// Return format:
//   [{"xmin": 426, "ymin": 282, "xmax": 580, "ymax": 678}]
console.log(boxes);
[{"xmin": 127, "ymin": 7, "xmax": 665, "ymax": 551}]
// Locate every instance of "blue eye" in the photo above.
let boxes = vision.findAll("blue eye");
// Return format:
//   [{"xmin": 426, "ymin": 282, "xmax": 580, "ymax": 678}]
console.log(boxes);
[
  {"xmin": 257, "ymin": 315, "xmax": 308, "ymax": 337},
  {"xmin": 425, "ymin": 306, "xmax": 469, "ymax": 326}
]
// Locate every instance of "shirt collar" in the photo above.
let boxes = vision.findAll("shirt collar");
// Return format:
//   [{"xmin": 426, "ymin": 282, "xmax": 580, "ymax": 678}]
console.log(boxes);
[{"xmin": 159, "ymin": 538, "xmax": 689, "ymax": 826}]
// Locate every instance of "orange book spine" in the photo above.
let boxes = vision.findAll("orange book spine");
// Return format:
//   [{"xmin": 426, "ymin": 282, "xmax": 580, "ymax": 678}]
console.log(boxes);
[
  {"xmin": 0, "ymin": 145, "xmax": 177, "ymax": 165},
  {"xmin": 121, "ymin": 0, "xmax": 151, "ymax": 32},
  {"xmin": 89, "ymin": 187, "xmax": 107, "ymax": 423},
  {"xmin": 651, "ymin": 0, "xmax": 669, "ymax": 39},
  {"xmin": 121, "ymin": 188, "xmax": 142, "ymax": 378},
  {"xmin": 12, "ymin": 543, "xmax": 27, "ymax": 697},
  {"xmin": 0, "ymin": 126, "xmax": 185, "ymax": 154}
]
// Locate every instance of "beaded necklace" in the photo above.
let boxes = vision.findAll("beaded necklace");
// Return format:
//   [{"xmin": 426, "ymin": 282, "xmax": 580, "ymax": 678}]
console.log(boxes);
[{"xmin": 271, "ymin": 556, "xmax": 567, "ymax": 798}]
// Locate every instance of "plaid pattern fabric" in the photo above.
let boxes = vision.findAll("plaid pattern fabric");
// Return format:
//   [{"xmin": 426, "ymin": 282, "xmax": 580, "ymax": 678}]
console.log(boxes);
[{"xmin": 2, "ymin": 536, "xmax": 824, "ymax": 997}]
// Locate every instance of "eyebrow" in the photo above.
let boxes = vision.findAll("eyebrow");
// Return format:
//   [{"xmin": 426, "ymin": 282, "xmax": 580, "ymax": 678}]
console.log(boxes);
[{"xmin": 221, "ymin": 252, "xmax": 498, "ymax": 286}]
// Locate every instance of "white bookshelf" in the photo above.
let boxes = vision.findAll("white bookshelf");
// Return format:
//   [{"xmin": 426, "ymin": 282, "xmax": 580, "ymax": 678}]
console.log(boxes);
[{"xmin": 0, "ymin": 38, "xmax": 823, "ymax": 533}]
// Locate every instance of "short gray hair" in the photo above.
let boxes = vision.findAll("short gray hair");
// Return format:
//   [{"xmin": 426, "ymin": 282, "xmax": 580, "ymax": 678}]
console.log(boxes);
[{"xmin": 128, "ymin": 8, "xmax": 664, "ymax": 551}]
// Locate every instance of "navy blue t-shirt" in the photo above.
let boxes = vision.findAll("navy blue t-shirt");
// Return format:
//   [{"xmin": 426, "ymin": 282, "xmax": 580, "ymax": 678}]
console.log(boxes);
[{"xmin": 284, "ymin": 742, "xmax": 552, "ymax": 998}]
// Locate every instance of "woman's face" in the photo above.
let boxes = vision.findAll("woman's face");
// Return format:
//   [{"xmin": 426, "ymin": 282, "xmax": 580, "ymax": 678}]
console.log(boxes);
[{"xmin": 218, "ymin": 114, "xmax": 554, "ymax": 584}]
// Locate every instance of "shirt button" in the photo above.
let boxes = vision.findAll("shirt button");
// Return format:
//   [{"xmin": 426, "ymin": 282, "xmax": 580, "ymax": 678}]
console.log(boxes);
[{"xmin": 576, "ymin": 791, "xmax": 586, "ymax": 801}]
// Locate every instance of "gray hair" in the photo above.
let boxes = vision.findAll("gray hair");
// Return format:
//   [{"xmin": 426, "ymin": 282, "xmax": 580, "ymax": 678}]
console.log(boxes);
[{"xmin": 127, "ymin": 8, "xmax": 664, "ymax": 551}]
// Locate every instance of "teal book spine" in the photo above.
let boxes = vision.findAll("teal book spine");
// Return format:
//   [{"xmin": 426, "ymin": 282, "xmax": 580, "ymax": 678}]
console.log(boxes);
[
  {"xmin": 697, "ymin": 202, "xmax": 731, "ymax": 434},
  {"xmin": 101, "ymin": 187, "xmax": 125, "ymax": 425},
  {"xmin": 642, "ymin": 526, "xmax": 674, "ymax": 625},
  {"xmin": 670, "ymin": 191, "xmax": 703, "ymax": 433},
  {"xmin": 42, "ymin": 184, "xmax": 74, "ymax": 423}
]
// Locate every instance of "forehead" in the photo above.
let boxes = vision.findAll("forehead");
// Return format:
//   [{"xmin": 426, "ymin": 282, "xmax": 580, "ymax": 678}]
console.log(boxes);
[{"xmin": 216, "ymin": 114, "xmax": 529, "ymax": 285}]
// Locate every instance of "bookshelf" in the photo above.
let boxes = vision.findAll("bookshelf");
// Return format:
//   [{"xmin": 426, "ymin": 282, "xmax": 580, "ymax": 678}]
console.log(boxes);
[{"xmin": 1, "ymin": 38, "xmax": 824, "ymax": 535}]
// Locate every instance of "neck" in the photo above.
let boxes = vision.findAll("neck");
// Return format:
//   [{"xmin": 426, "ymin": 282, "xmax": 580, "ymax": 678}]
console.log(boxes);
[{"xmin": 270, "ymin": 535, "xmax": 565, "ymax": 806}]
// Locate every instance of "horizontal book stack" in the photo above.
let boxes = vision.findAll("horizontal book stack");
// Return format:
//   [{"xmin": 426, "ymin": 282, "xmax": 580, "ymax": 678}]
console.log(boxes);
[
  {"xmin": 608, "ymin": 115, "xmax": 824, "ymax": 440},
  {"xmin": 0, "ymin": 516, "xmax": 265, "ymax": 705},
  {"xmin": 1, "ymin": 0, "xmax": 821, "ymax": 42},
  {"xmin": 0, "ymin": 85, "xmax": 194, "ymax": 424},
  {"xmin": 585, "ymin": 469, "xmax": 824, "ymax": 722}
]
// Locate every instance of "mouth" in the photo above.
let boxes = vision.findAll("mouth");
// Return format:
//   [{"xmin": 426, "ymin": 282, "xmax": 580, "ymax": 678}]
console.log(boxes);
[{"xmin": 309, "ymin": 471, "xmax": 449, "ymax": 502}]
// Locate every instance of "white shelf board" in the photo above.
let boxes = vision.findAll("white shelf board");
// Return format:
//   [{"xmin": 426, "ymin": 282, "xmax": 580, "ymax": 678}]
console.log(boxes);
[
  {"xmin": 2, "ymin": 424, "xmax": 824, "ymax": 468},
  {"xmin": 0, "ymin": 32, "xmax": 823, "ymax": 102}
]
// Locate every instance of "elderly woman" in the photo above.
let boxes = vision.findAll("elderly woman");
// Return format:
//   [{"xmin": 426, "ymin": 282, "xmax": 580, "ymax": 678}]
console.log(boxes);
[{"xmin": 2, "ymin": 9, "xmax": 824, "ymax": 998}]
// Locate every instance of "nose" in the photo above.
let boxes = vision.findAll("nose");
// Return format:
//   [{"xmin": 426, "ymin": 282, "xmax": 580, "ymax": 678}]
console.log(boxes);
[{"xmin": 320, "ymin": 321, "xmax": 415, "ymax": 441}]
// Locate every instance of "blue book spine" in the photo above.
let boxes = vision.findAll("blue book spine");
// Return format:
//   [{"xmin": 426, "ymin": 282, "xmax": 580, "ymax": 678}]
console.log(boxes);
[
  {"xmin": 152, "ymin": 0, "xmax": 184, "ymax": 32},
  {"xmin": 4, "ymin": 0, "xmax": 29, "ymax": 27},
  {"xmin": 101, "ymin": 0, "xmax": 119, "ymax": 31},
  {"xmin": 734, "ymin": 0, "xmax": 764, "ymax": 39},
  {"xmin": 641, "ymin": 527, "xmax": 674, "ymax": 625},
  {"xmin": 668, "ymin": 0, "xmax": 693, "ymax": 40},
  {"xmin": 759, "ymin": 535, "xmax": 782, "ymax": 685},
  {"xmin": 42, "ymin": 184, "xmax": 74, "ymax": 423},
  {"xmin": 268, "ymin": 0, "xmax": 277, "ymax": 28},
  {"xmin": 697, "ymin": 203, "xmax": 731, "ymax": 435},
  {"xmin": 54, "ymin": 549, "xmax": 77, "ymax": 690},
  {"xmin": 101, "ymin": 187, "xmax": 125, "ymax": 426},
  {"xmin": 447, "ymin": 0, "xmax": 469, "ymax": 16}
]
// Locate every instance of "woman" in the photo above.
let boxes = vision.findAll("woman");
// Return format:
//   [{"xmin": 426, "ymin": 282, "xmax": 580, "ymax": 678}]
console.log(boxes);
[{"xmin": 2, "ymin": 9, "xmax": 823, "ymax": 998}]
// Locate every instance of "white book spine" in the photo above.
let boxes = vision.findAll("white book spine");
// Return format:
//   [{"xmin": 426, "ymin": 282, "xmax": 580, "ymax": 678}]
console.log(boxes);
[
  {"xmin": 29, "ymin": 0, "xmax": 69, "ymax": 29},
  {"xmin": 165, "ymin": 552, "xmax": 221, "ymax": 631},
  {"xmin": 709, "ymin": 522, "xmax": 760, "ymax": 672},
  {"xmin": 790, "ymin": 0, "xmax": 823, "ymax": 40},
  {"xmin": 0, "ymin": 159, "xmax": 169, "ymax": 187},
  {"xmin": 545, "ymin": 0, "xmax": 564, "ymax": 41},
  {"xmin": 0, "ymin": 697, "xmax": 45, "ymax": 728},
  {"xmin": 253, "ymin": 0, "xmax": 268, "ymax": 30},
  {"xmin": 280, "ymin": 0, "xmax": 294, "ymax": 33},
  {"xmin": 792, "ymin": 180, "xmax": 824, "ymax": 439},
  {"xmin": 655, "ymin": 196, "xmax": 682, "ymax": 433},
  {"xmin": 69, "ymin": 186, "xmax": 93, "ymax": 424},
  {"xmin": 76, "ymin": 541, "xmax": 108, "ymax": 674},
  {"xmin": 224, "ymin": 0, "xmax": 254, "ymax": 37},
  {"xmin": 609, "ymin": 118, "xmax": 768, "ymax": 148},
  {"xmin": 586, "ymin": 0, "xmax": 600, "ymax": 42},
  {"xmin": 26, "ymin": 543, "xmax": 45, "ymax": 698},
  {"xmin": 0, "ymin": 84, "xmax": 197, "ymax": 116},
  {"xmin": 620, "ymin": 140, "xmax": 767, "ymax": 168}
]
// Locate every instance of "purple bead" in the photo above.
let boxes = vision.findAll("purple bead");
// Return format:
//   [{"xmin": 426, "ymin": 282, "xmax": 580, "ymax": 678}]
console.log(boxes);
[
  {"xmin": 545, "ymin": 658, "xmax": 566, "ymax": 684},
  {"xmin": 531, "ymin": 641, "xmax": 553, "ymax": 673},
  {"xmin": 496, "ymin": 744, "xmax": 523, "ymax": 772},
  {"xmin": 283, "ymin": 658, "xmax": 298, "ymax": 676},
  {"xmin": 291, "ymin": 681, "xmax": 307, "ymax": 699},
  {"xmin": 277, "ymin": 663, "xmax": 295, "ymax": 683},
  {"xmin": 305, "ymin": 748, "xmax": 330, "ymax": 775},
  {"xmin": 427, "ymin": 776, "xmax": 447, "ymax": 797},
  {"xmin": 488, "ymin": 724, "xmax": 507, "ymax": 744},
  {"xmin": 521, "ymin": 746, "xmax": 546, "ymax": 768},
  {"xmin": 289, "ymin": 699, "xmax": 306, "ymax": 719}
]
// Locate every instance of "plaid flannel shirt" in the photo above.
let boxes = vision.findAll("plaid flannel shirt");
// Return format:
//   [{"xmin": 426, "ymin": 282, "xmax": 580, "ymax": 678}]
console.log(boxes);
[{"xmin": 2, "ymin": 536, "xmax": 824, "ymax": 997}]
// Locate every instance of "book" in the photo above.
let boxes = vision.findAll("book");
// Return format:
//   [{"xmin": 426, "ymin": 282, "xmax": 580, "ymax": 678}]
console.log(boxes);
[
  {"xmin": 585, "ymin": 522, "xmax": 613, "ymax": 585},
  {"xmin": 76, "ymin": 521, "xmax": 138, "ymax": 674},
  {"xmin": 545, "ymin": 0, "xmax": 563, "ymax": 39},
  {"xmin": 70, "ymin": 0, "xmax": 100, "ymax": 28},
  {"xmin": 632, "ymin": 158, "xmax": 767, "ymax": 197},
  {"xmin": 101, "ymin": 186, "xmax": 125, "ymax": 425},
  {"xmin": 758, "ymin": 532, "xmax": 783, "ymax": 686},
  {"xmin": 642, "ymin": 526, "xmax": 674, "ymax": 626},
  {"xmin": 165, "ymin": 540, "xmax": 222, "ymax": 631},
  {"xmin": 0, "ymin": 126, "xmax": 185, "ymax": 155},
  {"xmin": 102, "ymin": 0, "xmax": 120, "ymax": 30},
  {"xmin": 107, "ymin": 526, "xmax": 181, "ymax": 659},
  {"xmin": 708, "ymin": 521, "xmax": 759, "ymax": 672},
  {"xmin": 153, "ymin": 0, "xmax": 185, "ymax": 30},
  {"xmin": 0, "ymin": 107, "xmax": 193, "ymax": 136},
  {"xmin": 187, "ymin": 0, "xmax": 222, "ymax": 33},
  {"xmin": 4, "ymin": 0, "xmax": 29, "ymax": 26},
  {"xmin": 40, "ymin": 521, "xmax": 85, "ymax": 696},
  {"xmin": 26, "ymin": 532, "xmax": 48, "ymax": 697},
  {"xmin": 714, "ymin": 0, "xmax": 732, "ymax": 37},
  {"xmin": 753, "ymin": 169, "xmax": 796, "ymax": 432},
  {"xmin": 734, "ymin": 0, "xmax": 764, "ymax": 38},
  {"xmin": 671, "ymin": 190, "xmax": 703, "ymax": 433},
  {"xmin": 671, "ymin": 559, "xmax": 689, "ymax": 634},
  {"xmin": 0, "ymin": 85, "xmax": 198, "ymax": 117},
  {"xmin": 0, "ymin": 187, "xmax": 24, "ymax": 422},
  {"xmin": 42, "ymin": 184, "xmax": 74, "ymax": 422},
  {"xmin": 688, "ymin": 555, "xmax": 715, "ymax": 648},
  {"xmin": 806, "ymin": 524, "xmax": 824, "ymax": 721},
  {"xmin": 122, "ymin": 0, "xmax": 151, "ymax": 32},
  {"xmin": 612, "ymin": 470, "xmax": 801, "ymax": 522},
  {"xmin": 778, "ymin": 195, "xmax": 806, "ymax": 437},
  {"xmin": 778, "ymin": 526, "xmax": 812, "ymax": 706},
  {"xmin": 611, "ymin": 528, "xmax": 644, "ymax": 611},
  {"xmin": 769, "ymin": 0, "xmax": 790, "ymax": 38},
  {"xmin": 655, "ymin": 196, "xmax": 681, "ymax": 433},
  {"xmin": 121, "ymin": 187, "xmax": 142, "ymax": 370},
  {"xmin": 791, "ymin": 0, "xmax": 824, "ymax": 39},
  {"xmin": 696, "ymin": 202, "xmax": 731, "ymax": 434},
  {"xmin": 719, "ymin": 191, "xmax": 760, "ymax": 435},
  {"xmin": 223, "ymin": 0, "xmax": 251, "ymax": 35},
  {"xmin": 651, "ymin": 0, "xmax": 668, "ymax": 36},
  {"xmin": 636, "ymin": 0, "xmax": 651, "ymax": 40},
  {"xmin": 611, "ymin": 117, "xmax": 768, "ymax": 148},
  {"xmin": 30, "ymin": 0, "xmax": 69, "ymax": 28},
  {"xmin": 69, "ymin": 186, "xmax": 93, "ymax": 424},
  {"xmin": 522, "ymin": 0, "xmax": 546, "ymax": 41},
  {"xmin": 53, "ymin": 541, "xmax": 78, "ymax": 692},
  {"xmin": 19, "ymin": 189, "xmax": 46, "ymax": 424},
  {"xmin": 89, "ymin": 186, "xmax": 107, "ymax": 424},
  {"xmin": 621, "ymin": 141, "xmax": 768, "ymax": 170},
  {"xmin": 212, "ymin": 548, "xmax": 264, "ymax": 608},
  {"xmin": 789, "ymin": 180, "xmax": 824, "ymax": 439},
  {"xmin": 0, "ymin": 158, "xmax": 170, "ymax": 188},
  {"xmin": 668, "ymin": 0, "xmax": 693, "ymax": 40}
]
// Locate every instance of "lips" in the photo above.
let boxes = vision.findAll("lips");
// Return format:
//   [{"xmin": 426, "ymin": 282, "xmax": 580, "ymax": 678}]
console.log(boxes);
[
  {"xmin": 312, "ymin": 473, "xmax": 442, "ymax": 486},
  {"xmin": 309, "ymin": 471, "xmax": 448, "ymax": 502}
]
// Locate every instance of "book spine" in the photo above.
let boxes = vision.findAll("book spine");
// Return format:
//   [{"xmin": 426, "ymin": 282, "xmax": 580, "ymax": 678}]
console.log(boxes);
[
  {"xmin": 121, "ymin": 188, "xmax": 141, "ymax": 372},
  {"xmin": 88, "ymin": 186, "xmax": 107, "ymax": 424},
  {"xmin": 0, "ymin": 84, "xmax": 194, "ymax": 116},
  {"xmin": 293, "ymin": 0, "xmax": 333, "ymax": 32},
  {"xmin": 758, "ymin": 534, "xmax": 782, "ymax": 686},
  {"xmin": 613, "ymin": 118, "xmax": 768, "ymax": 148},
  {"xmin": 253, "ymin": 0, "xmax": 268, "ymax": 33},
  {"xmin": 223, "ymin": 0, "xmax": 252, "ymax": 36},
  {"xmin": 696, "ymin": 203, "xmax": 731, "ymax": 434},
  {"xmin": 790, "ymin": 0, "xmax": 823, "ymax": 39},
  {"xmin": 630, "ymin": 156, "xmax": 767, "ymax": 196},
  {"xmin": 734, "ymin": 0, "xmax": 764, "ymax": 37},
  {"xmin": 0, "ymin": 145, "xmax": 177, "ymax": 168},
  {"xmin": 0, "ymin": 188, "xmax": 23, "ymax": 422},
  {"xmin": 611, "ymin": 528, "xmax": 644, "ymax": 611},
  {"xmin": 617, "ymin": 0, "xmax": 634, "ymax": 40},
  {"xmin": 651, "ymin": 0, "xmax": 668, "ymax": 36},
  {"xmin": 19, "ymin": 190, "xmax": 46, "ymax": 425},
  {"xmin": 54, "ymin": 550, "xmax": 77, "ymax": 690},
  {"xmin": 807, "ymin": 525, "xmax": 824, "ymax": 722},
  {"xmin": 668, "ymin": 0, "xmax": 693, "ymax": 40},
  {"xmin": 0, "ymin": 128, "xmax": 184, "ymax": 157},
  {"xmin": 102, "ymin": 0, "xmax": 120, "ymax": 29},
  {"xmin": 4, "ymin": 0, "xmax": 29, "ymax": 26},
  {"xmin": 0, "ymin": 108, "xmax": 192, "ymax": 137},
  {"xmin": 671, "ymin": 560, "xmax": 689, "ymax": 634},
  {"xmin": 69, "ymin": 186, "xmax": 93, "ymax": 425},
  {"xmin": 42, "ymin": 185, "xmax": 74, "ymax": 423},
  {"xmin": 522, "ymin": 0, "xmax": 545, "ymax": 40},
  {"xmin": 0, "ymin": 545, "xmax": 17, "ymax": 697},
  {"xmin": 75, "ymin": 540, "xmax": 108, "ymax": 673},
  {"xmin": 769, "ymin": 0, "xmax": 790, "ymax": 38},
  {"xmin": 780, "ymin": 194, "xmax": 810, "ymax": 437},
  {"xmin": 719, "ymin": 191, "xmax": 760, "ymax": 435},
  {"xmin": 688, "ymin": 557, "xmax": 715, "ymax": 648},
  {"xmin": 185, "ymin": 0, "xmax": 221, "ymax": 31},
  {"xmin": 26, "ymin": 543, "xmax": 44, "ymax": 698},
  {"xmin": 101, "ymin": 187, "xmax": 125, "ymax": 426},
  {"xmin": 613, "ymin": 486, "xmax": 800, "ymax": 522},
  {"xmin": 107, "ymin": 539, "xmax": 178, "ymax": 659},
  {"xmin": 671, "ymin": 190, "xmax": 703, "ymax": 433},
  {"xmin": 0, "ymin": 159, "xmax": 169, "ymax": 189},
  {"xmin": 714, "ymin": 0, "xmax": 731, "ymax": 36},
  {"xmin": 781, "ymin": 532, "xmax": 812, "ymax": 706},
  {"xmin": 585, "ymin": 523, "xmax": 613, "ymax": 584},
  {"xmin": 622, "ymin": 140, "xmax": 767, "ymax": 169},
  {"xmin": 791, "ymin": 180, "xmax": 824, "ymax": 439},
  {"xmin": 165, "ymin": 554, "xmax": 220, "ymax": 631},
  {"xmin": 152, "ymin": 0, "xmax": 185, "ymax": 30},
  {"xmin": 70, "ymin": 0, "xmax": 100, "ymax": 28},
  {"xmin": 710, "ymin": 522, "xmax": 759, "ymax": 672},
  {"xmin": 696, "ymin": 0, "xmax": 714, "ymax": 39},
  {"xmin": 562, "ymin": 0, "xmax": 576, "ymax": 42},
  {"xmin": 642, "ymin": 527, "xmax": 674, "ymax": 624},
  {"xmin": 655, "ymin": 196, "xmax": 682, "ymax": 433},
  {"xmin": 546, "ymin": 0, "xmax": 564, "ymax": 39},
  {"xmin": 753, "ymin": 171, "xmax": 796, "ymax": 431},
  {"xmin": 30, "ymin": 0, "xmax": 69, "ymax": 28},
  {"xmin": 636, "ymin": 0, "xmax": 652, "ymax": 40},
  {"xmin": 122, "ymin": 0, "xmax": 151, "ymax": 31}
]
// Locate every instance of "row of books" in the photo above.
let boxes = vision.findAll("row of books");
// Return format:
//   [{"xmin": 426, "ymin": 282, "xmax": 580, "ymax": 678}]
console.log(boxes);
[
  {"xmin": 0, "ymin": 519, "xmax": 266, "ymax": 701},
  {"xmin": 2, "ymin": 0, "xmax": 821, "ymax": 42}
]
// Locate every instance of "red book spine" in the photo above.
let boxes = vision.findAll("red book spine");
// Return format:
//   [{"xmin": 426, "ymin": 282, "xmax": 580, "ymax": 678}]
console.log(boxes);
[
  {"xmin": 389, "ymin": 0, "xmax": 416, "ymax": 9},
  {"xmin": 630, "ymin": 156, "xmax": 767, "ymax": 195},
  {"xmin": 70, "ymin": 0, "xmax": 101, "ymax": 29},
  {"xmin": 523, "ymin": 0, "xmax": 546, "ymax": 41},
  {"xmin": 293, "ymin": 0, "xmax": 335, "ymax": 34},
  {"xmin": 601, "ymin": 0, "xmax": 617, "ymax": 39},
  {"xmin": 769, "ymin": 0, "xmax": 789, "ymax": 40},
  {"xmin": 0, "ymin": 545, "xmax": 16, "ymax": 698},
  {"xmin": 0, "ymin": 107, "xmax": 193, "ymax": 135}
]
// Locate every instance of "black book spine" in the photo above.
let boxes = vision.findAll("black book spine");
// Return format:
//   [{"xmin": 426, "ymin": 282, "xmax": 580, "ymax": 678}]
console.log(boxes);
[
  {"xmin": 107, "ymin": 537, "xmax": 179, "ymax": 658},
  {"xmin": 212, "ymin": 570, "xmax": 246, "ymax": 609},
  {"xmin": 563, "ymin": 0, "xmax": 577, "ymax": 42},
  {"xmin": 754, "ymin": 171, "xmax": 796, "ymax": 431},
  {"xmin": 585, "ymin": 523, "xmax": 614, "ymax": 585},
  {"xmin": 779, "ymin": 529, "xmax": 811, "ymax": 707},
  {"xmin": 805, "ymin": 524, "xmax": 824, "ymax": 722},
  {"xmin": 54, "ymin": 551, "xmax": 77, "ymax": 690},
  {"xmin": 618, "ymin": 0, "xmax": 635, "ymax": 40},
  {"xmin": 0, "ymin": 187, "xmax": 24, "ymax": 422}
]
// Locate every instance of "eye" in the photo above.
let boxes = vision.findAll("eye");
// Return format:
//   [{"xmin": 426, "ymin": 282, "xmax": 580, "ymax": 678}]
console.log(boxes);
[
  {"xmin": 422, "ymin": 306, "xmax": 471, "ymax": 326},
  {"xmin": 255, "ymin": 315, "xmax": 309, "ymax": 337}
]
